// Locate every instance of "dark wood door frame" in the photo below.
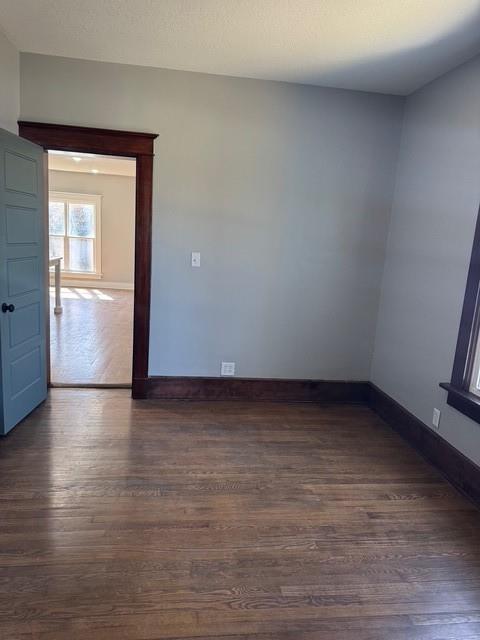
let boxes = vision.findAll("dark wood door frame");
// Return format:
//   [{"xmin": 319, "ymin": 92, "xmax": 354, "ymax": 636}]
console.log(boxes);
[{"xmin": 18, "ymin": 121, "xmax": 158, "ymax": 399}]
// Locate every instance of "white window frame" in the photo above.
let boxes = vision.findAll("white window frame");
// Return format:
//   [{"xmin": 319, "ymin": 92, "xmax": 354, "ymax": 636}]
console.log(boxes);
[
  {"xmin": 469, "ymin": 323, "xmax": 480, "ymax": 397},
  {"xmin": 49, "ymin": 191, "xmax": 102, "ymax": 279}
]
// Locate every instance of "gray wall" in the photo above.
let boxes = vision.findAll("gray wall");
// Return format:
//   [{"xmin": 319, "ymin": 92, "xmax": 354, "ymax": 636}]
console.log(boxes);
[
  {"xmin": 15, "ymin": 51, "xmax": 480, "ymax": 464},
  {"xmin": 20, "ymin": 54, "xmax": 404, "ymax": 379},
  {"xmin": 372, "ymin": 55, "xmax": 480, "ymax": 466},
  {"xmin": 0, "ymin": 30, "xmax": 19, "ymax": 133},
  {"xmin": 49, "ymin": 170, "xmax": 136, "ymax": 287}
]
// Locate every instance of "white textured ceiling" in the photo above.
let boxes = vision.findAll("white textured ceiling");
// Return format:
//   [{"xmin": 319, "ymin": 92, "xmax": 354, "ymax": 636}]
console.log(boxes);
[
  {"xmin": 48, "ymin": 152, "xmax": 136, "ymax": 177},
  {"xmin": 2, "ymin": 0, "xmax": 480, "ymax": 94}
]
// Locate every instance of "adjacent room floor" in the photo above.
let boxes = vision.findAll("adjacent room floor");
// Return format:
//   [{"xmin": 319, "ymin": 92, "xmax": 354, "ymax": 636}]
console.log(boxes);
[
  {"xmin": 49, "ymin": 287, "xmax": 133, "ymax": 385},
  {"xmin": 1, "ymin": 391, "xmax": 479, "ymax": 639}
]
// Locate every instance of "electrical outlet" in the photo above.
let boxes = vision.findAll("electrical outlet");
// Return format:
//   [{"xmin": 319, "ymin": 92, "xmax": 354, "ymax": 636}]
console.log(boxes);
[
  {"xmin": 221, "ymin": 362, "xmax": 235, "ymax": 376},
  {"xmin": 432, "ymin": 408, "xmax": 441, "ymax": 430},
  {"xmin": 191, "ymin": 252, "xmax": 201, "ymax": 267}
]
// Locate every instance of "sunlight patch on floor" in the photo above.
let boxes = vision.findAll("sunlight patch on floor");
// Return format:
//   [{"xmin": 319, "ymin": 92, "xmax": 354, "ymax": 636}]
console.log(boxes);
[{"xmin": 49, "ymin": 287, "xmax": 115, "ymax": 301}]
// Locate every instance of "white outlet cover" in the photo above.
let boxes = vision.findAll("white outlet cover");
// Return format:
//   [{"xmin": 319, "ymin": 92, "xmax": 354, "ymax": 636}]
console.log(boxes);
[
  {"xmin": 432, "ymin": 408, "xmax": 441, "ymax": 429},
  {"xmin": 191, "ymin": 252, "xmax": 201, "ymax": 267},
  {"xmin": 221, "ymin": 362, "xmax": 235, "ymax": 376}
]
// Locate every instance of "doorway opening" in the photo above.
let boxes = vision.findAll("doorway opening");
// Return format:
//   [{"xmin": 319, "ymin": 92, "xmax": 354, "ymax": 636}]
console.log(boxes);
[
  {"xmin": 47, "ymin": 151, "xmax": 136, "ymax": 385},
  {"xmin": 18, "ymin": 121, "xmax": 157, "ymax": 398}
]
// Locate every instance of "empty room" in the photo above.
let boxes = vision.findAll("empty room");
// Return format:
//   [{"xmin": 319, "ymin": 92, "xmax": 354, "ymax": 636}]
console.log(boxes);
[{"xmin": 1, "ymin": 2, "xmax": 480, "ymax": 639}]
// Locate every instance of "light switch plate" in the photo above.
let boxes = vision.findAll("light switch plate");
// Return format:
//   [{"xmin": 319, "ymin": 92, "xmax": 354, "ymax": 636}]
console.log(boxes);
[
  {"xmin": 191, "ymin": 252, "xmax": 201, "ymax": 267},
  {"xmin": 432, "ymin": 408, "xmax": 441, "ymax": 429}
]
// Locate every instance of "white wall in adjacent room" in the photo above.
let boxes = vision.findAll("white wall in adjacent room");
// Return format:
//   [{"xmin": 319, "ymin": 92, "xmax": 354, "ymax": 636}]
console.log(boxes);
[{"xmin": 49, "ymin": 169, "xmax": 135, "ymax": 288}]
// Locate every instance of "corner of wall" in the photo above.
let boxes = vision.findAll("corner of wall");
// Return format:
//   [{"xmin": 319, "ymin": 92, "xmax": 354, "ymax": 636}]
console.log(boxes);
[{"xmin": 368, "ymin": 96, "xmax": 408, "ymax": 381}]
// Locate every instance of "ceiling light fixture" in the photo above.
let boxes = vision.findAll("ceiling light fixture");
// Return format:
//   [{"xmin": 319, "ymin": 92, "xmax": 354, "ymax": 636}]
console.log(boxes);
[
  {"xmin": 90, "ymin": 169, "xmax": 99, "ymax": 174},
  {"xmin": 72, "ymin": 157, "xmax": 81, "ymax": 162}
]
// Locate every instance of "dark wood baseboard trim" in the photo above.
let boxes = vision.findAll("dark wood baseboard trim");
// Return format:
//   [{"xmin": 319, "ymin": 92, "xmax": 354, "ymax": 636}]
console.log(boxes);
[
  {"xmin": 135, "ymin": 376, "xmax": 370, "ymax": 403},
  {"xmin": 368, "ymin": 383, "xmax": 480, "ymax": 507}
]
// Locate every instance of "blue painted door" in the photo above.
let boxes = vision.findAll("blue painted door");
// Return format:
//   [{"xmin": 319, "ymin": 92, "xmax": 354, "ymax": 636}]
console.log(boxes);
[{"xmin": 0, "ymin": 128, "xmax": 47, "ymax": 435}]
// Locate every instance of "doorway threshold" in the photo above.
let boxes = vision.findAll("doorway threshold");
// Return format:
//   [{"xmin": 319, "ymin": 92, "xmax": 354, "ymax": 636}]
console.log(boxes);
[{"xmin": 50, "ymin": 383, "xmax": 132, "ymax": 389}]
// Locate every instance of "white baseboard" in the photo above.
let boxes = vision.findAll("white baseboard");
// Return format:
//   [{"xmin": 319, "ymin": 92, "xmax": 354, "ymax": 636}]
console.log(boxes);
[{"xmin": 49, "ymin": 278, "xmax": 134, "ymax": 291}]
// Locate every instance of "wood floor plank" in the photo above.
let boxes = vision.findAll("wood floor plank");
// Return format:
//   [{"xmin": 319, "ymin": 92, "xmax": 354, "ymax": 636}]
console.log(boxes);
[
  {"xmin": 1, "ymin": 390, "xmax": 480, "ymax": 639},
  {"xmin": 49, "ymin": 287, "xmax": 133, "ymax": 384}
]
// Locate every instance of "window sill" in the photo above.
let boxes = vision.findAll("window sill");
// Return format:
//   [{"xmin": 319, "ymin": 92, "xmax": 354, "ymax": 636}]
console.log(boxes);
[{"xmin": 440, "ymin": 382, "xmax": 480, "ymax": 425}]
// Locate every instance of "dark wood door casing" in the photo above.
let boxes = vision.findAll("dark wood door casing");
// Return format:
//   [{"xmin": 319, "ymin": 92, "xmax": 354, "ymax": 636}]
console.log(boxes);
[{"xmin": 18, "ymin": 121, "xmax": 158, "ymax": 398}]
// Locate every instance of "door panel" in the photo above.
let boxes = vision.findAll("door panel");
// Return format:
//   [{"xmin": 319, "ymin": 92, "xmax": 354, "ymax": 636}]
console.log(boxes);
[
  {"xmin": 6, "ymin": 205, "xmax": 39, "ymax": 244},
  {"xmin": 11, "ymin": 347, "xmax": 42, "ymax": 397},
  {"xmin": 4, "ymin": 150, "xmax": 38, "ymax": 195},
  {"xmin": 9, "ymin": 302, "xmax": 41, "ymax": 348},
  {"xmin": 0, "ymin": 128, "xmax": 47, "ymax": 435},
  {"xmin": 7, "ymin": 256, "xmax": 39, "ymax": 297}
]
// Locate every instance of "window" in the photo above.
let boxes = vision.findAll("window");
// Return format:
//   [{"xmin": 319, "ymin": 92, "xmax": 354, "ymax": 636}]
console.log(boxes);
[
  {"xmin": 441, "ymin": 205, "xmax": 480, "ymax": 423},
  {"xmin": 49, "ymin": 192, "xmax": 102, "ymax": 277}
]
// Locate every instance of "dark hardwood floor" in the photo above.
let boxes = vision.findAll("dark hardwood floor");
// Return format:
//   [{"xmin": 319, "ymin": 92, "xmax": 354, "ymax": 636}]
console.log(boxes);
[{"xmin": 1, "ymin": 390, "xmax": 480, "ymax": 639}]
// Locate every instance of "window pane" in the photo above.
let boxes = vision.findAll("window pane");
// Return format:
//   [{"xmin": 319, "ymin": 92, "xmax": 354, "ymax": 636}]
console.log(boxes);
[
  {"xmin": 49, "ymin": 201, "xmax": 65, "ymax": 235},
  {"xmin": 49, "ymin": 236, "xmax": 65, "ymax": 262},
  {"xmin": 68, "ymin": 204, "xmax": 95, "ymax": 238},
  {"xmin": 69, "ymin": 237, "xmax": 94, "ymax": 272},
  {"xmin": 469, "ymin": 335, "xmax": 480, "ymax": 397}
]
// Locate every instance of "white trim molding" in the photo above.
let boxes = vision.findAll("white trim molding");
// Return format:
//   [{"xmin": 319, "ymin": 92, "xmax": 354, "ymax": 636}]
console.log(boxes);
[{"xmin": 48, "ymin": 276, "xmax": 134, "ymax": 291}]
